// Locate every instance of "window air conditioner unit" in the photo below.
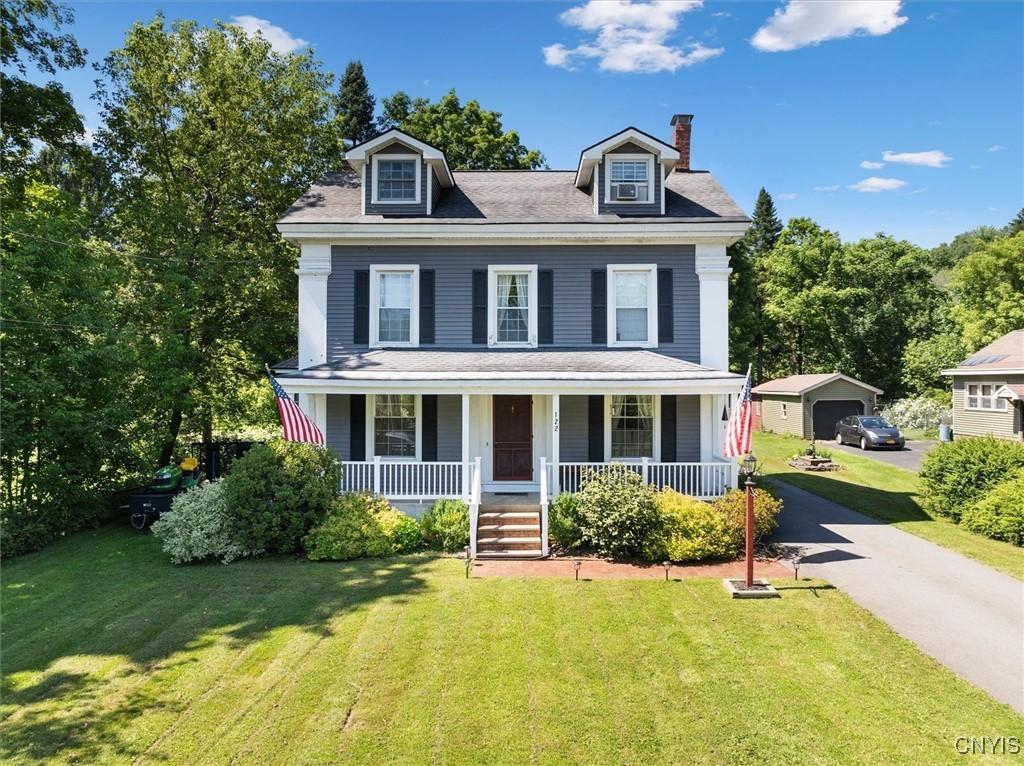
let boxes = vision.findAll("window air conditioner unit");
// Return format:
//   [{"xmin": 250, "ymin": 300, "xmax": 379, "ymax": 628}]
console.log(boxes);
[{"xmin": 615, "ymin": 183, "xmax": 638, "ymax": 200}]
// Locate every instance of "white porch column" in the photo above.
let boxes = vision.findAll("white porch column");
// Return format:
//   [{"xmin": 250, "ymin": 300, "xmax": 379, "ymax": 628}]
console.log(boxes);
[
  {"xmin": 699, "ymin": 394, "xmax": 714, "ymax": 462},
  {"xmin": 550, "ymin": 394, "xmax": 560, "ymax": 497},
  {"xmin": 461, "ymin": 393, "xmax": 470, "ymax": 500},
  {"xmin": 296, "ymin": 243, "xmax": 332, "ymax": 370},
  {"xmin": 695, "ymin": 243, "xmax": 732, "ymax": 371}
]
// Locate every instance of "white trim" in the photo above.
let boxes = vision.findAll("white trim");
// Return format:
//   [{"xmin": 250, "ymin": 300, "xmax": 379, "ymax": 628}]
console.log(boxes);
[
  {"xmin": 575, "ymin": 128, "xmax": 679, "ymax": 188},
  {"xmin": 370, "ymin": 153, "xmax": 421, "ymax": 206},
  {"xmin": 780, "ymin": 402, "xmax": 788, "ymax": 420},
  {"xmin": 360, "ymin": 165, "xmax": 366, "ymax": 215},
  {"xmin": 603, "ymin": 154, "xmax": 656, "ymax": 206},
  {"xmin": 366, "ymin": 393, "xmax": 422, "ymax": 461},
  {"xmin": 607, "ymin": 264, "xmax": 658, "ymax": 348},
  {"xmin": 943, "ymin": 368, "xmax": 1024, "ymax": 376},
  {"xmin": 965, "ymin": 381, "xmax": 1008, "ymax": 412},
  {"xmin": 296, "ymin": 243, "xmax": 332, "ymax": 369},
  {"xmin": 425, "ymin": 164, "xmax": 433, "ymax": 215},
  {"xmin": 487, "ymin": 265, "xmax": 538, "ymax": 348},
  {"xmin": 369, "ymin": 264, "xmax": 420, "ymax": 348},
  {"xmin": 277, "ymin": 377, "xmax": 745, "ymax": 397},
  {"xmin": 752, "ymin": 373, "xmax": 884, "ymax": 397},
  {"xmin": 345, "ymin": 128, "xmax": 454, "ymax": 186},
  {"xmin": 603, "ymin": 394, "xmax": 660, "ymax": 461},
  {"xmin": 996, "ymin": 385, "xmax": 1022, "ymax": 401},
  {"xmin": 278, "ymin": 221, "xmax": 751, "ymax": 245}
]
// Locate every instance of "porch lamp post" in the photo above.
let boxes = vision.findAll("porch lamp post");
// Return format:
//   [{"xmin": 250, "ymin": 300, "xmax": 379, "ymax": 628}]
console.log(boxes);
[{"xmin": 741, "ymin": 452, "xmax": 758, "ymax": 588}]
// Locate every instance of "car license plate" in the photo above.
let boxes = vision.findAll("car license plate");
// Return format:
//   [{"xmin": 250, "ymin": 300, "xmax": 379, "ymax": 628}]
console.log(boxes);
[{"xmin": 886, "ymin": 439, "xmax": 895, "ymax": 444}]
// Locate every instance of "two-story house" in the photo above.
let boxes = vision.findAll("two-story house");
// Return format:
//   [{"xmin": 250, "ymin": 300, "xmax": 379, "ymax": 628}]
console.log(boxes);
[{"xmin": 272, "ymin": 114, "xmax": 750, "ymax": 557}]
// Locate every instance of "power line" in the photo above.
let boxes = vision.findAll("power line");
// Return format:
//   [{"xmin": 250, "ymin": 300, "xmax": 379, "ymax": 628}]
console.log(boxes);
[{"xmin": 1, "ymin": 316, "xmax": 192, "ymax": 334}]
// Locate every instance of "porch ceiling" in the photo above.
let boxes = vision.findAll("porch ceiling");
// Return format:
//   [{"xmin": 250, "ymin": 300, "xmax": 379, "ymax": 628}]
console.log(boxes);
[{"xmin": 272, "ymin": 348, "xmax": 740, "ymax": 384}]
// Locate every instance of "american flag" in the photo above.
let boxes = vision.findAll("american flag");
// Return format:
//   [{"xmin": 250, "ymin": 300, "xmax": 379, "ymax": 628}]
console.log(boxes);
[
  {"xmin": 267, "ymin": 370, "xmax": 324, "ymax": 446},
  {"xmin": 723, "ymin": 364, "xmax": 753, "ymax": 458}
]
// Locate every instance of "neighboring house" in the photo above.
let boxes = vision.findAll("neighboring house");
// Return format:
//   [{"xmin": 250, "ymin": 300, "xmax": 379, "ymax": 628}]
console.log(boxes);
[
  {"xmin": 942, "ymin": 330, "xmax": 1024, "ymax": 442},
  {"xmin": 751, "ymin": 374, "xmax": 882, "ymax": 440},
  {"xmin": 272, "ymin": 114, "xmax": 750, "ymax": 557}
]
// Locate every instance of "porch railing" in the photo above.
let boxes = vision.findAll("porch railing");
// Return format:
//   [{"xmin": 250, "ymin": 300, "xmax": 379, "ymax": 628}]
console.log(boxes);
[
  {"xmin": 555, "ymin": 459, "xmax": 735, "ymax": 499},
  {"xmin": 340, "ymin": 457, "xmax": 466, "ymax": 500}
]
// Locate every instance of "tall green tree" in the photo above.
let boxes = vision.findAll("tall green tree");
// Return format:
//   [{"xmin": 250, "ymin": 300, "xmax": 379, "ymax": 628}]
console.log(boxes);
[
  {"xmin": 1008, "ymin": 207, "xmax": 1024, "ymax": 235},
  {"xmin": 375, "ymin": 89, "xmax": 544, "ymax": 169},
  {"xmin": 741, "ymin": 188, "xmax": 783, "ymax": 380},
  {"xmin": 1, "ymin": 0, "xmax": 86, "ymax": 180},
  {"xmin": 727, "ymin": 237, "xmax": 757, "ymax": 374},
  {"xmin": 336, "ymin": 60, "xmax": 375, "ymax": 146},
  {"xmin": 901, "ymin": 331, "xmax": 964, "ymax": 400},
  {"xmin": 949, "ymin": 232, "xmax": 1024, "ymax": 351},
  {"xmin": 94, "ymin": 16, "xmax": 338, "ymax": 464}
]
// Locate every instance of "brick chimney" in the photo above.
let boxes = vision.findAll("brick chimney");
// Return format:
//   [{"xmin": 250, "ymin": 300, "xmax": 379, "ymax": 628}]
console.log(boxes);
[{"xmin": 670, "ymin": 114, "xmax": 693, "ymax": 171}]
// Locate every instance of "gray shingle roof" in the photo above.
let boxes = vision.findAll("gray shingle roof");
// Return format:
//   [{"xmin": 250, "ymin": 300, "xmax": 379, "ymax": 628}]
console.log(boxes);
[
  {"xmin": 278, "ymin": 167, "xmax": 747, "ymax": 225},
  {"xmin": 273, "ymin": 348, "xmax": 740, "ymax": 381},
  {"xmin": 943, "ymin": 329, "xmax": 1024, "ymax": 374},
  {"xmin": 751, "ymin": 373, "xmax": 883, "ymax": 396}
]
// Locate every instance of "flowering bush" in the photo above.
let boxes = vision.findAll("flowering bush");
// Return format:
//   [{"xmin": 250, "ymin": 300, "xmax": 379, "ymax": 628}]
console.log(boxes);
[
  {"xmin": 152, "ymin": 481, "xmax": 261, "ymax": 564},
  {"xmin": 881, "ymin": 398, "xmax": 951, "ymax": 431}
]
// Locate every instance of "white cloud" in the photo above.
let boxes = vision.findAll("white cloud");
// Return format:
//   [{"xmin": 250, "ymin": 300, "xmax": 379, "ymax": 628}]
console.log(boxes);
[
  {"xmin": 814, "ymin": 184, "xmax": 840, "ymax": 192},
  {"xmin": 751, "ymin": 1, "xmax": 908, "ymax": 52},
  {"xmin": 777, "ymin": 192, "xmax": 799, "ymax": 200},
  {"xmin": 988, "ymin": 144, "xmax": 1006, "ymax": 152},
  {"xmin": 849, "ymin": 177, "xmax": 907, "ymax": 193},
  {"xmin": 882, "ymin": 149, "xmax": 951, "ymax": 167},
  {"xmin": 230, "ymin": 16, "xmax": 308, "ymax": 53},
  {"xmin": 860, "ymin": 160, "xmax": 885, "ymax": 169},
  {"xmin": 542, "ymin": 1, "xmax": 722, "ymax": 73},
  {"xmin": 711, "ymin": 11, "xmax": 732, "ymax": 18}
]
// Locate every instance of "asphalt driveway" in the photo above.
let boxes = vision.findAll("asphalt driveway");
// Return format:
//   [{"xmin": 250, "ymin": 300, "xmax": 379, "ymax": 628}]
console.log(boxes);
[
  {"xmin": 830, "ymin": 439, "xmax": 937, "ymax": 472},
  {"xmin": 771, "ymin": 481, "xmax": 1024, "ymax": 713}
]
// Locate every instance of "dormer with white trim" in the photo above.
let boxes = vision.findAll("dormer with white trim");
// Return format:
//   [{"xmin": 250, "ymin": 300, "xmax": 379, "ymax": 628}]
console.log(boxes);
[
  {"xmin": 574, "ymin": 127, "xmax": 680, "ymax": 217},
  {"xmin": 344, "ymin": 129, "xmax": 455, "ymax": 216}
]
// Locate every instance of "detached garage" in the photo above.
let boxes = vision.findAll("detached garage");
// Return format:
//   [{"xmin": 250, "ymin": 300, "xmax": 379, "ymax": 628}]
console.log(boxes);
[{"xmin": 752, "ymin": 373, "xmax": 883, "ymax": 440}]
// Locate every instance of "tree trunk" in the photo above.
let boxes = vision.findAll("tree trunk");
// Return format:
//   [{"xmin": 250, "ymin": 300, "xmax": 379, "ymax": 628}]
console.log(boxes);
[{"xmin": 158, "ymin": 408, "xmax": 183, "ymax": 466}]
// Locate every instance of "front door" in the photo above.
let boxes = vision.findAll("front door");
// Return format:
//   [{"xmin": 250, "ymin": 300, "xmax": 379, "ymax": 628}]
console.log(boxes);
[{"xmin": 493, "ymin": 395, "xmax": 532, "ymax": 481}]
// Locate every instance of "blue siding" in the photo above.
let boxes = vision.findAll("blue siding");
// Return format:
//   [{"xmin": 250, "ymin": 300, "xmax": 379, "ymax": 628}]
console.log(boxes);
[
  {"xmin": 364, "ymin": 140, "xmax": 429, "ymax": 216},
  {"xmin": 327, "ymin": 245, "xmax": 700, "ymax": 363}
]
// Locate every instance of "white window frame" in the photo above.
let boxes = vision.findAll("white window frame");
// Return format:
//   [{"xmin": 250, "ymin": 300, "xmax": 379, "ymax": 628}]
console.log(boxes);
[
  {"xmin": 487, "ymin": 265, "xmax": 538, "ymax": 348},
  {"xmin": 607, "ymin": 264, "xmax": 658, "ymax": 348},
  {"xmin": 366, "ymin": 393, "xmax": 422, "ymax": 461},
  {"xmin": 604, "ymin": 153, "xmax": 655, "ymax": 205},
  {"xmin": 780, "ymin": 403, "xmax": 788, "ymax": 420},
  {"xmin": 369, "ymin": 264, "xmax": 419, "ymax": 348},
  {"xmin": 966, "ymin": 381, "xmax": 1008, "ymax": 412},
  {"xmin": 604, "ymin": 394, "xmax": 661, "ymax": 462},
  {"xmin": 371, "ymin": 153, "xmax": 421, "ymax": 205}
]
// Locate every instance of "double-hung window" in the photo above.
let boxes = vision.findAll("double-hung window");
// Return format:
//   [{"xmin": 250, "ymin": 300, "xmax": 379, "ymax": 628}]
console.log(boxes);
[
  {"xmin": 372, "ymin": 394, "xmax": 419, "ymax": 459},
  {"xmin": 966, "ymin": 382, "xmax": 1007, "ymax": 411},
  {"xmin": 488, "ymin": 265, "xmax": 537, "ymax": 347},
  {"xmin": 370, "ymin": 265, "xmax": 419, "ymax": 347},
  {"xmin": 608, "ymin": 395, "xmax": 656, "ymax": 459},
  {"xmin": 372, "ymin": 154, "xmax": 420, "ymax": 204},
  {"xmin": 607, "ymin": 265, "xmax": 657, "ymax": 347},
  {"xmin": 606, "ymin": 155, "xmax": 653, "ymax": 203}
]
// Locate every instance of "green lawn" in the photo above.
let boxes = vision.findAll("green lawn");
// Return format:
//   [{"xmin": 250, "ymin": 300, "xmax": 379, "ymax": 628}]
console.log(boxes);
[
  {"xmin": 754, "ymin": 432, "xmax": 1024, "ymax": 579},
  {"xmin": 3, "ymin": 528, "xmax": 1022, "ymax": 765}
]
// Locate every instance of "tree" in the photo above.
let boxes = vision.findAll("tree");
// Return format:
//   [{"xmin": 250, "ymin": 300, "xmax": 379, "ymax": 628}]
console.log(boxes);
[
  {"xmin": 929, "ymin": 225, "xmax": 1003, "ymax": 275},
  {"xmin": 949, "ymin": 232, "xmax": 1024, "ymax": 351},
  {"xmin": 748, "ymin": 188, "xmax": 783, "ymax": 255},
  {"xmin": 32, "ymin": 143, "xmax": 113, "ymax": 231},
  {"xmin": 901, "ymin": 331, "xmax": 964, "ymax": 400},
  {"xmin": 336, "ymin": 60, "xmax": 375, "ymax": 146},
  {"xmin": 94, "ymin": 16, "xmax": 338, "ymax": 464},
  {"xmin": 374, "ymin": 89, "xmax": 544, "ymax": 169},
  {"xmin": 1, "ymin": 0, "xmax": 86, "ymax": 180},
  {"xmin": 727, "ymin": 237, "xmax": 757, "ymax": 373},
  {"xmin": 744, "ymin": 189, "xmax": 783, "ymax": 381},
  {"xmin": 1008, "ymin": 208, "xmax": 1024, "ymax": 235}
]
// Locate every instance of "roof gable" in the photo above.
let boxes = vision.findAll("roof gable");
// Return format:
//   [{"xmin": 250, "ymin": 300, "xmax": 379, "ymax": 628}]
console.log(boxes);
[
  {"xmin": 575, "ymin": 127, "xmax": 680, "ymax": 188},
  {"xmin": 752, "ymin": 373, "xmax": 883, "ymax": 396},
  {"xmin": 345, "ymin": 129, "xmax": 454, "ymax": 187}
]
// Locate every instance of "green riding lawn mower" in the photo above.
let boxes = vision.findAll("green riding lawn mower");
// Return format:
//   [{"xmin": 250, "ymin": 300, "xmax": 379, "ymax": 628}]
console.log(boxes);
[{"xmin": 124, "ymin": 456, "xmax": 205, "ymax": 529}]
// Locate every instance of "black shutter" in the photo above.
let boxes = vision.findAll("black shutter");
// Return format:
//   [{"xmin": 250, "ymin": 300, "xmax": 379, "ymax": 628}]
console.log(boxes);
[
  {"xmin": 353, "ymin": 270, "xmax": 369, "ymax": 345},
  {"xmin": 539, "ymin": 269, "xmax": 554, "ymax": 345},
  {"xmin": 658, "ymin": 268, "xmax": 674, "ymax": 344},
  {"xmin": 422, "ymin": 395, "xmax": 438, "ymax": 461},
  {"xmin": 591, "ymin": 269, "xmax": 607, "ymax": 344},
  {"xmin": 588, "ymin": 395, "xmax": 604, "ymax": 462},
  {"xmin": 472, "ymin": 270, "xmax": 487, "ymax": 344},
  {"xmin": 661, "ymin": 395, "xmax": 677, "ymax": 463},
  {"xmin": 420, "ymin": 269, "xmax": 435, "ymax": 344},
  {"xmin": 350, "ymin": 394, "xmax": 366, "ymax": 461}
]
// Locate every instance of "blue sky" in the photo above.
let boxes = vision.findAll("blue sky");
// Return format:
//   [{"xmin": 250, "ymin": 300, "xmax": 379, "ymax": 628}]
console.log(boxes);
[{"xmin": 45, "ymin": 2, "xmax": 1024, "ymax": 246}]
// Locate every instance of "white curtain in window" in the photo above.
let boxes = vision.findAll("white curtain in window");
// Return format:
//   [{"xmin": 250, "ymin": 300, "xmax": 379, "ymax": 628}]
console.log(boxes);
[
  {"xmin": 497, "ymin": 272, "xmax": 530, "ymax": 343},
  {"xmin": 614, "ymin": 271, "xmax": 648, "ymax": 342},
  {"xmin": 610, "ymin": 394, "xmax": 654, "ymax": 458}
]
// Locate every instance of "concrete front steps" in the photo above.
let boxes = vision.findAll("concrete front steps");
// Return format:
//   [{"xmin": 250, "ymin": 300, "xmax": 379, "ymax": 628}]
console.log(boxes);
[{"xmin": 475, "ymin": 496, "xmax": 544, "ymax": 558}]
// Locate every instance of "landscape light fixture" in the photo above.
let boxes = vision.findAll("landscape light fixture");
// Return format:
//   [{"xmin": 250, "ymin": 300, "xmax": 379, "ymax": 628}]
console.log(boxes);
[
  {"xmin": 464, "ymin": 546, "xmax": 472, "ymax": 579},
  {"xmin": 663, "ymin": 561, "xmax": 671, "ymax": 581},
  {"xmin": 573, "ymin": 560, "xmax": 582, "ymax": 581}
]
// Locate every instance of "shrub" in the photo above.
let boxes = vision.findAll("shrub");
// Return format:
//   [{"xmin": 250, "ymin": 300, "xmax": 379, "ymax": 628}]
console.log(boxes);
[
  {"xmin": 221, "ymin": 439, "xmax": 341, "ymax": 554},
  {"xmin": 961, "ymin": 471, "xmax": 1024, "ymax": 546},
  {"xmin": 919, "ymin": 437, "xmax": 1024, "ymax": 521},
  {"xmin": 304, "ymin": 493, "xmax": 422, "ymax": 560},
  {"xmin": 712, "ymin": 488, "xmax": 783, "ymax": 542},
  {"xmin": 151, "ymin": 481, "xmax": 260, "ymax": 564},
  {"xmin": 549, "ymin": 492, "xmax": 584, "ymax": 550},
  {"xmin": 881, "ymin": 398, "xmax": 951, "ymax": 431},
  {"xmin": 576, "ymin": 464, "xmax": 660, "ymax": 558},
  {"xmin": 420, "ymin": 499, "xmax": 469, "ymax": 552},
  {"xmin": 645, "ymin": 490, "xmax": 737, "ymax": 562}
]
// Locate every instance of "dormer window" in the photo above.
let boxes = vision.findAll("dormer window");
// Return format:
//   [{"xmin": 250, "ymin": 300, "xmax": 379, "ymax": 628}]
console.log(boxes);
[
  {"xmin": 371, "ymin": 153, "xmax": 421, "ymax": 204},
  {"xmin": 605, "ymin": 154, "xmax": 654, "ymax": 204}
]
